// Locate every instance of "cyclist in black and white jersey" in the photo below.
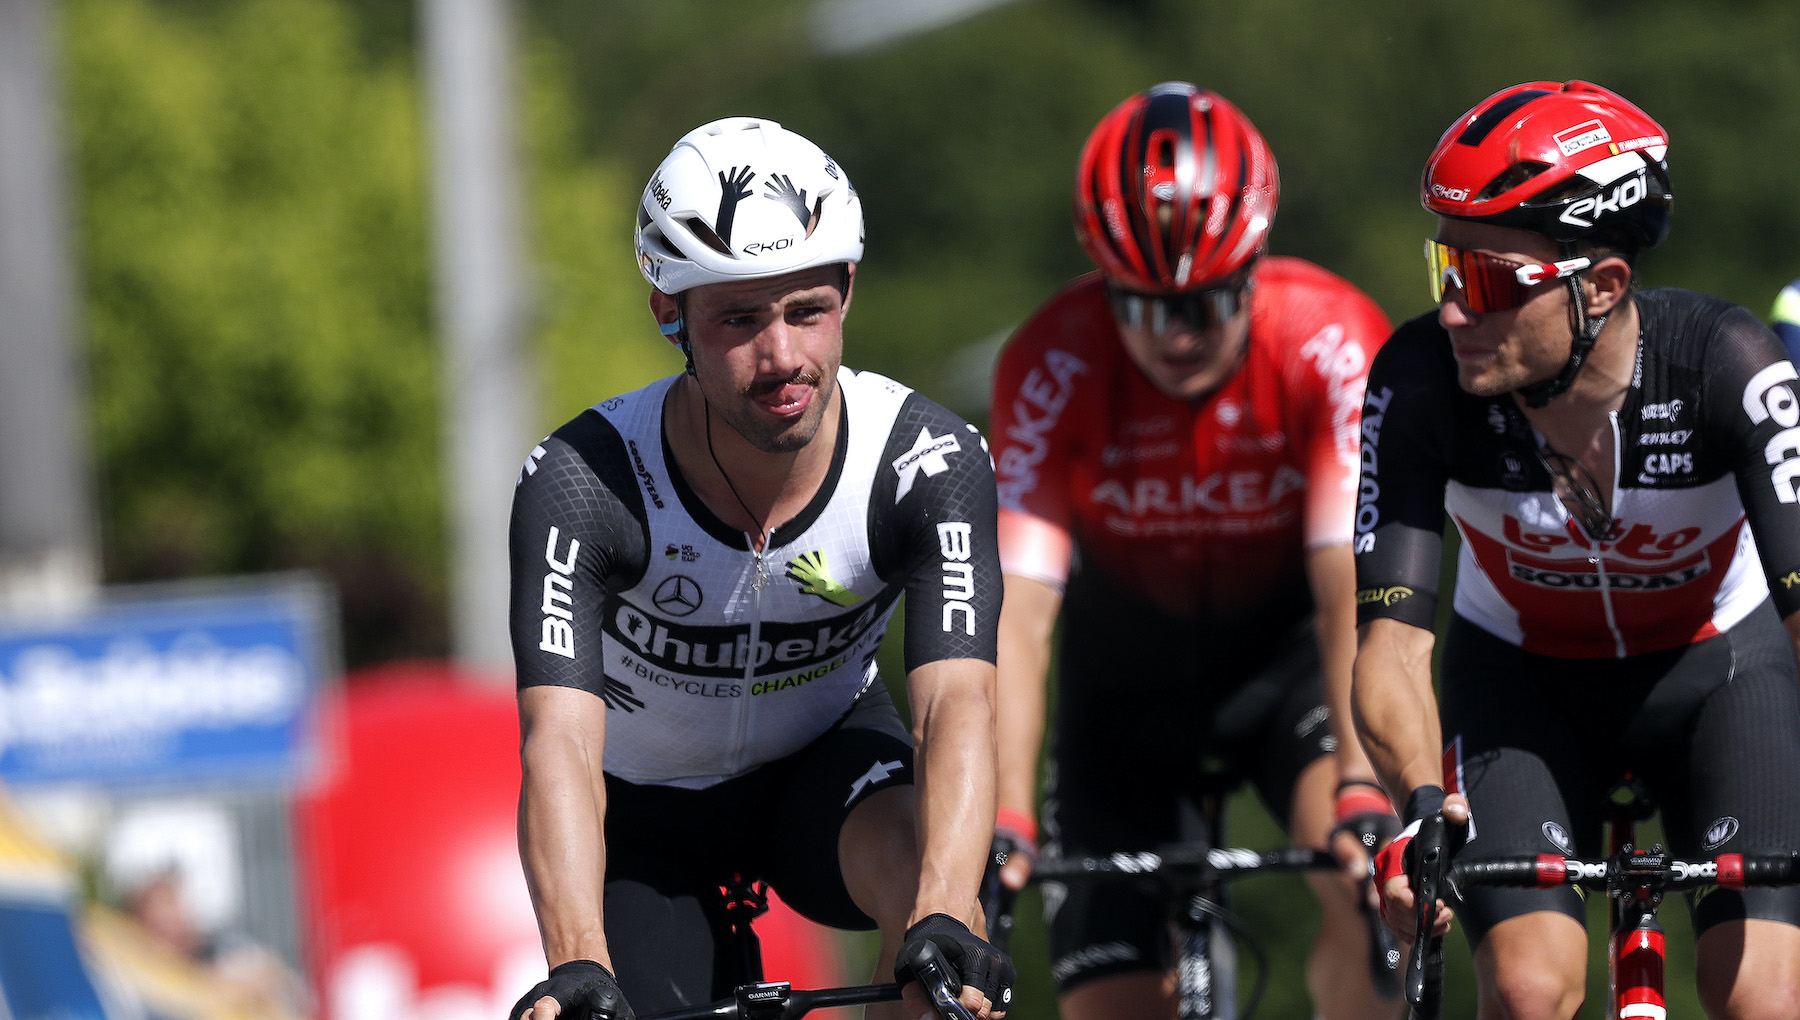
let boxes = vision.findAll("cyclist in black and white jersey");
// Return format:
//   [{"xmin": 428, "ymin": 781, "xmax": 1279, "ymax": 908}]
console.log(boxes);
[
  {"xmin": 507, "ymin": 118, "xmax": 1013, "ymax": 1020},
  {"xmin": 1353, "ymin": 82, "xmax": 1800, "ymax": 1019}
]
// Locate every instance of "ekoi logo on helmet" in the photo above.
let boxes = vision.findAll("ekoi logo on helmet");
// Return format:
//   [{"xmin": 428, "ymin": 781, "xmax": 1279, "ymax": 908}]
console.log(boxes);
[{"xmin": 1557, "ymin": 170, "xmax": 1653, "ymax": 230}]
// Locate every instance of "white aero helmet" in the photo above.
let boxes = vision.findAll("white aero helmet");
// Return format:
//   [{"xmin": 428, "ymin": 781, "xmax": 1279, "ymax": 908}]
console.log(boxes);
[{"xmin": 635, "ymin": 117, "xmax": 865, "ymax": 295}]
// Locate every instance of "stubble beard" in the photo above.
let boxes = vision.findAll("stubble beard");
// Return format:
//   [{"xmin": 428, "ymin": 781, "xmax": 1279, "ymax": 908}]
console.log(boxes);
[{"xmin": 710, "ymin": 369, "xmax": 832, "ymax": 454}]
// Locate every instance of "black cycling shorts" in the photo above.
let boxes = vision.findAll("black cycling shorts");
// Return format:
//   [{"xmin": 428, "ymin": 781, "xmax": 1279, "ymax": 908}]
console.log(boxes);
[
  {"xmin": 1041, "ymin": 574, "xmax": 1333, "ymax": 991},
  {"xmin": 1440, "ymin": 602, "xmax": 1800, "ymax": 946},
  {"xmin": 601, "ymin": 686, "xmax": 913, "ymax": 1012}
]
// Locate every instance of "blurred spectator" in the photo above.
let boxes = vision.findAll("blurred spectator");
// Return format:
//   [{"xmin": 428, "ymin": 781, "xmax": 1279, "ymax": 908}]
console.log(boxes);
[
  {"xmin": 117, "ymin": 864, "xmax": 312, "ymax": 1018},
  {"xmin": 1774, "ymin": 277, "xmax": 1800, "ymax": 363}
]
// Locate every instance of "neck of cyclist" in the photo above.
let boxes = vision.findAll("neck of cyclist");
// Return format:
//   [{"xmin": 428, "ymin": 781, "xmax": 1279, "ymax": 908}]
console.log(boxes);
[{"xmin": 1517, "ymin": 289, "xmax": 1640, "ymax": 424}]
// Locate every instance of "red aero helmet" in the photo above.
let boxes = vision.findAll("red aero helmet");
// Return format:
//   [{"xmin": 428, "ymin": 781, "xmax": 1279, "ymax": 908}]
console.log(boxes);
[
  {"xmin": 1423, "ymin": 80, "xmax": 1672, "ymax": 249},
  {"xmin": 1074, "ymin": 82, "xmax": 1278, "ymax": 292}
]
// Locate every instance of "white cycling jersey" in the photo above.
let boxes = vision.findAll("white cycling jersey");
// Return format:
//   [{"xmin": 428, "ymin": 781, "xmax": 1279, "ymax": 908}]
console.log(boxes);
[{"xmin": 509, "ymin": 367, "xmax": 1000, "ymax": 788}]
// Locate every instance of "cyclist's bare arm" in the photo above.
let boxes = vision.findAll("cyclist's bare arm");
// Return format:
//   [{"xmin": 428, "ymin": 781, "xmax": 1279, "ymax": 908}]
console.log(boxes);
[
  {"xmin": 907, "ymin": 656, "xmax": 1001, "ymax": 925},
  {"xmin": 1786, "ymin": 610, "xmax": 1800, "ymax": 672},
  {"xmin": 1351, "ymin": 618, "xmax": 1441, "ymax": 799},
  {"xmin": 518, "ymin": 684, "xmax": 614, "ymax": 989},
  {"xmin": 1309, "ymin": 543, "xmax": 1376, "ymax": 788},
  {"xmin": 994, "ymin": 571, "xmax": 1061, "ymax": 875}
]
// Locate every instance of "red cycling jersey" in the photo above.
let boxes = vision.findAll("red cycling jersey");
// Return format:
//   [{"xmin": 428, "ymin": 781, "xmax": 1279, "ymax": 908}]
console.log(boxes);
[{"xmin": 990, "ymin": 257, "xmax": 1391, "ymax": 620}]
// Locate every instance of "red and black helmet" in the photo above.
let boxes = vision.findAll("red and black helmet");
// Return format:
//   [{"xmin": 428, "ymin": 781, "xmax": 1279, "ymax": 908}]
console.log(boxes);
[
  {"xmin": 1422, "ymin": 80, "xmax": 1672, "ymax": 251},
  {"xmin": 1074, "ymin": 82, "xmax": 1278, "ymax": 293}
]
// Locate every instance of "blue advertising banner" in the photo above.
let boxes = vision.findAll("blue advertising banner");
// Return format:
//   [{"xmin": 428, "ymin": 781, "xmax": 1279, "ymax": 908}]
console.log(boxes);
[{"xmin": 0, "ymin": 577, "xmax": 331, "ymax": 790}]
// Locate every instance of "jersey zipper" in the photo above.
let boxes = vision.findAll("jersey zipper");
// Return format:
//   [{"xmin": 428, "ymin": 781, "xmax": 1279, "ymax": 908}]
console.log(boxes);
[
  {"xmin": 731, "ymin": 542, "xmax": 769, "ymax": 774},
  {"xmin": 1598, "ymin": 410, "xmax": 1626, "ymax": 658}
]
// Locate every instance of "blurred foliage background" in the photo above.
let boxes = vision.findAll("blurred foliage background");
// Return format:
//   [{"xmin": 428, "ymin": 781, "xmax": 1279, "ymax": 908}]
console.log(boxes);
[{"xmin": 57, "ymin": 0, "xmax": 1800, "ymax": 1014}]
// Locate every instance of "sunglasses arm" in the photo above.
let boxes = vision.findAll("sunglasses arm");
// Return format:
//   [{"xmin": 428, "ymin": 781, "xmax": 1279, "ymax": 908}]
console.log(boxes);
[{"xmin": 1514, "ymin": 257, "xmax": 1593, "ymax": 286}]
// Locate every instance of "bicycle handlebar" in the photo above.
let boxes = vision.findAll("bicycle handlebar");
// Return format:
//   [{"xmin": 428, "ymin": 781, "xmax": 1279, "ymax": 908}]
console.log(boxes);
[
  {"xmin": 1402, "ymin": 835, "xmax": 1800, "ymax": 1020},
  {"xmin": 1027, "ymin": 845, "xmax": 1338, "ymax": 882},
  {"xmin": 635, "ymin": 941, "xmax": 975, "ymax": 1020},
  {"xmin": 1448, "ymin": 850, "xmax": 1800, "ymax": 892}
]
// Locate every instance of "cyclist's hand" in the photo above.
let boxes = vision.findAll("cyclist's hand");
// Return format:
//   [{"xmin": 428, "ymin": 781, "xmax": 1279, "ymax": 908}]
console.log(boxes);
[
  {"xmin": 1373, "ymin": 790, "xmax": 1469, "ymax": 942},
  {"xmin": 1329, "ymin": 779, "xmax": 1400, "ymax": 879},
  {"xmin": 510, "ymin": 960, "xmax": 634, "ymax": 1020},
  {"xmin": 993, "ymin": 809, "xmax": 1038, "ymax": 891},
  {"xmin": 896, "ymin": 914, "xmax": 1015, "ymax": 1019}
]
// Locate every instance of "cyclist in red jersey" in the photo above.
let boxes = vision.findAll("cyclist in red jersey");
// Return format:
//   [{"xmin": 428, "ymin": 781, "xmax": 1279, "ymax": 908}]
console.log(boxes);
[
  {"xmin": 988, "ymin": 82, "xmax": 1398, "ymax": 1020},
  {"xmin": 1360, "ymin": 82, "xmax": 1800, "ymax": 1020}
]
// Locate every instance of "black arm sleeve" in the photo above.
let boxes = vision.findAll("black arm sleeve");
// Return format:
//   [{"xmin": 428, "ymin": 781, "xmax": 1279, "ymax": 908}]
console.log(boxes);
[
  {"xmin": 869, "ymin": 395, "xmax": 1002, "ymax": 671},
  {"xmin": 508, "ymin": 411, "xmax": 650, "ymax": 694},
  {"xmin": 1354, "ymin": 317, "xmax": 1455, "ymax": 631},
  {"xmin": 1704, "ymin": 307, "xmax": 1800, "ymax": 617}
]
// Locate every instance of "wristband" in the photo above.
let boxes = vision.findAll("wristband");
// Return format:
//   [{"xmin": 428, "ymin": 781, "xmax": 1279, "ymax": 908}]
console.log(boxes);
[
  {"xmin": 996, "ymin": 806, "xmax": 1037, "ymax": 844},
  {"xmin": 1403, "ymin": 785, "xmax": 1446, "ymax": 825},
  {"xmin": 1334, "ymin": 785, "xmax": 1395, "ymax": 822}
]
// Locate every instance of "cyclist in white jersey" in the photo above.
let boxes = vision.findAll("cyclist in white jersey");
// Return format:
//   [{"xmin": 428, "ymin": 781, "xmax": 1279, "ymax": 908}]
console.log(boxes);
[{"xmin": 507, "ymin": 118, "xmax": 1012, "ymax": 1020}]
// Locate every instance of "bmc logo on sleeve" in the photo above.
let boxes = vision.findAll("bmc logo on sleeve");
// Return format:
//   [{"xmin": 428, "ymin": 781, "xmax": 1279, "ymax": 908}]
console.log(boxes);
[
  {"xmin": 938, "ymin": 522, "xmax": 976, "ymax": 634},
  {"xmin": 540, "ymin": 527, "xmax": 581, "ymax": 658},
  {"xmin": 1742, "ymin": 362, "xmax": 1800, "ymax": 503}
]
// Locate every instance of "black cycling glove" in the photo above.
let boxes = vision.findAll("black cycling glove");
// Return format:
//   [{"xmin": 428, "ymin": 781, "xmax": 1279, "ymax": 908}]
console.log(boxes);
[
  {"xmin": 895, "ymin": 913, "xmax": 1016, "ymax": 1011},
  {"xmin": 509, "ymin": 960, "xmax": 634, "ymax": 1020}
]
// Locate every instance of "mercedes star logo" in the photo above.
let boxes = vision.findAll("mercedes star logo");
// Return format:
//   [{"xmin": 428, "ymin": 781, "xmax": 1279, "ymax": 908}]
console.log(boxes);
[{"xmin": 653, "ymin": 575, "xmax": 703, "ymax": 616}]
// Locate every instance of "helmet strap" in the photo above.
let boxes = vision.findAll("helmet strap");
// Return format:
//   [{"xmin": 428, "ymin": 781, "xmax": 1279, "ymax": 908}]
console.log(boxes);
[
  {"xmin": 1516, "ymin": 247, "xmax": 1606, "ymax": 409},
  {"xmin": 662, "ymin": 293, "xmax": 696, "ymax": 377}
]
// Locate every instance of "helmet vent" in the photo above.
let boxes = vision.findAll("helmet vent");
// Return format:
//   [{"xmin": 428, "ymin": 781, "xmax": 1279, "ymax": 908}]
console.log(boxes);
[
  {"xmin": 1457, "ymin": 89, "xmax": 1552, "ymax": 146},
  {"xmin": 1476, "ymin": 161, "xmax": 1551, "ymax": 202},
  {"xmin": 684, "ymin": 217, "xmax": 735, "ymax": 258}
]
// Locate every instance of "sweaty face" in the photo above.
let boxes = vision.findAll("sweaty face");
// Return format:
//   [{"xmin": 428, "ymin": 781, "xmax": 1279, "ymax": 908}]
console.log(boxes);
[
  {"xmin": 1113, "ymin": 291, "xmax": 1253, "ymax": 401},
  {"xmin": 1432, "ymin": 219, "xmax": 1578, "ymax": 398},
  {"xmin": 680, "ymin": 266, "xmax": 848, "ymax": 453}
]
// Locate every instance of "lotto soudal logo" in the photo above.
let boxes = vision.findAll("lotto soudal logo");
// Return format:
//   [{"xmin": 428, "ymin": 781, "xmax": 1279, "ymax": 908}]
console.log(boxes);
[
  {"xmin": 1554, "ymin": 119, "xmax": 1611, "ymax": 157},
  {"xmin": 1742, "ymin": 361, "xmax": 1800, "ymax": 503},
  {"xmin": 1508, "ymin": 559, "xmax": 1710, "ymax": 590},
  {"xmin": 1641, "ymin": 398, "xmax": 1684, "ymax": 421},
  {"xmin": 1541, "ymin": 821, "xmax": 1574, "ymax": 854},
  {"xmin": 893, "ymin": 427, "xmax": 962, "ymax": 502},
  {"xmin": 1703, "ymin": 816, "xmax": 1740, "ymax": 851}
]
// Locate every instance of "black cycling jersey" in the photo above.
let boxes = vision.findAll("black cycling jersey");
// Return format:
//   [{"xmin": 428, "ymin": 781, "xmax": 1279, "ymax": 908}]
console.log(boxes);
[
  {"xmin": 1356, "ymin": 288, "xmax": 1800, "ymax": 657},
  {"xmin": 509, "ymin": 367, "xmax": 1001, "ymax": 787}
]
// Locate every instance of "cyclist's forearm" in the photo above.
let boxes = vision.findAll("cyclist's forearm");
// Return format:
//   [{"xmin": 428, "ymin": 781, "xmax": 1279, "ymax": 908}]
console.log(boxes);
[
  {"xmin": 994, "ymin": 574, "xmax": 1060, "ymax": 814},
  {"xmin": 1785, "ymin": 609, "xmax": 1800, "ymax": 673},
  {"xmin": 1307, "ymin": 542, "xmax": 1376, "ymax": 783},
  {"xmin": 907, "ymin": 658, "xmax": 999, "ymax": 923},
  {"xmin": 1352, "ymin": 618, "xmax": 1442, "ymax": 797},
  {"xmin": 518, "ymin": 686, "xmax": 613, "ymax": 969}
]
